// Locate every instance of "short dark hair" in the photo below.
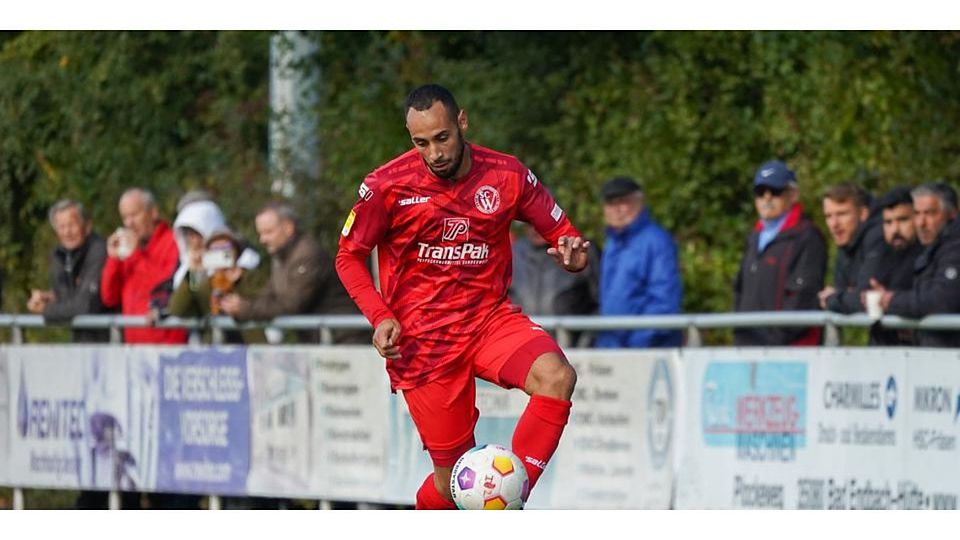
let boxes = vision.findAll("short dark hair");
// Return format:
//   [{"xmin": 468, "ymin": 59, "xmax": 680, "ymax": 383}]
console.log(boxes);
[
  {"xmin": 877, "ymin": 186, "xmax": 914, "ymax": 211},
  {"xmin": 822, "ymin": 182, "xmax": 870, "ymax": 209},
  {"xmin": 404, "ymin": 84, "xmax": 459, "ymax": 122}
]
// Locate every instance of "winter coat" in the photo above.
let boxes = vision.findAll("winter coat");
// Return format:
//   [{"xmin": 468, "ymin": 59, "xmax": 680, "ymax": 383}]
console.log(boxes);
[
  {"xmin": 43, "ymin": 233, "xmax": 112, "ymax": 342},
  {"xmin": 887, "ymin": 218, "xmax": 960, "ymax": 347},
  {"xmin": 595, "ymin": 208, "xmax": 683, "ymax": 348},
  {"xmin": 234, "ymin": 232, "xmax": 366, "ymax": 343},
  {"xmin": 100, "ymin": 220, "xmax": 188, "ymax": 344},
  {"xmin": 734, "ymin": 204, "xmax": 827, "ymax": 346}
]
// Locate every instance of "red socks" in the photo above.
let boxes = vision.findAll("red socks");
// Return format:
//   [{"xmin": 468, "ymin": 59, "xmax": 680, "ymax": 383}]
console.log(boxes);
[
  {"xmin": 415, "ymin": 473, "xmax": 457, "ymax": 510},
  {"xmin": 511, "ymin": 394, "xmax": 572, "ymax": 491},
  {"xmin": 415, "ymin": 395, "xmax": 571, "ymax": 509}
]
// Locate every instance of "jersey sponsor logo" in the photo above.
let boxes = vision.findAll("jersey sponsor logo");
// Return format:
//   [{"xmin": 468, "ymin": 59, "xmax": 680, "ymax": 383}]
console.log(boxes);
[
  {"xmin": 399, "ymin": 195, "xmax": 430, "ymax": 207},
  {"xmin": 341, "ymin": 210, "xmax": 356, "ymax": 237},
  {"xmin": 417, "ymin": 242, "xmax": 489, "ymax": 265},
  {"xmin": 474, "ymin": 185, "xmax": 501, "ymax": 215},
  {"xmin": 550, "ymin": 203, "xmax": 563, "ymax": 222},
  {"xmin": 526, "ymin": 169, "xmax": 539, "ymax": 187},
  {"xmin": 442, "ymin": 217, "xmax": 470, "ymax": 242},
  {"xmin": 358, "ymin": 183, "xmax": 373, "ymax": 202}
]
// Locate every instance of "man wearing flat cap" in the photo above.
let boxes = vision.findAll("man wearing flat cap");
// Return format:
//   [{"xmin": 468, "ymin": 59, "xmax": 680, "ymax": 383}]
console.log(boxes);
[
  {"xmin": 595, "ymin": 176, "xmax": 682, "ymax": 348},
  {"xmin": 733, "ymin": 160, "xmax": 827, "ymax": 346}
]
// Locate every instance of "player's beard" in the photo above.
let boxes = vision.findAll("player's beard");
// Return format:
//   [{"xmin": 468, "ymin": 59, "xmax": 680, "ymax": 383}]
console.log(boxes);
[{"xmin": 430, "ymin": 131, "xmax": 467, "ymax": 180}]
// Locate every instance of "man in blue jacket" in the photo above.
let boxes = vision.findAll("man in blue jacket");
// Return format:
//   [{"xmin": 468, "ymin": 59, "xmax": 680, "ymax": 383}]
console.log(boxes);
[{"xmin": 595, "ymin": 176, "xmax": 683, "ymax": 348}]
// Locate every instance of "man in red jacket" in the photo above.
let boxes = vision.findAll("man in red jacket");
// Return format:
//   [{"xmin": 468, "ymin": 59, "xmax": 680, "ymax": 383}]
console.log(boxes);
[{"xmin": 100, "ymin": 188, "xmax": 188, "ymax": 344}]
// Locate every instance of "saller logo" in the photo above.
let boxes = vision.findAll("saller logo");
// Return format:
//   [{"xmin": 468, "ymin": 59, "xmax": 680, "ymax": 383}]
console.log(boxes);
[
  {"xmin": 442, "ymin": 217, "xmax": 470, "ymax": 242},
  {"xmin": 474, "ymin": 185, "xmax": 501, "ymax": 214}
]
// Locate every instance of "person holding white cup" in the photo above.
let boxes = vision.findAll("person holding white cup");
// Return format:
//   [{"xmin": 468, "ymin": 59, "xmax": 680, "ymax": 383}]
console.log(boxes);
[{"xmin": 100, "ymin": 188, "xmax": 188, "ymax": 345}]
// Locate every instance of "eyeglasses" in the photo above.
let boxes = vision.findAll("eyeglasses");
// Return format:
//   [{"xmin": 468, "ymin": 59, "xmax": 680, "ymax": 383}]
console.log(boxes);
[{"xmin": 754, "ymin": 185, "xmax": 786, "ymax": 198}]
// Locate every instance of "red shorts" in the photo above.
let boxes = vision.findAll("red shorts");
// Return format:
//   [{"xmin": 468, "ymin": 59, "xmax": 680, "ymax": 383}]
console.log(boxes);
[{"xmin": 400, "ymin": 309, "xmax": 563, "ymax": 467}]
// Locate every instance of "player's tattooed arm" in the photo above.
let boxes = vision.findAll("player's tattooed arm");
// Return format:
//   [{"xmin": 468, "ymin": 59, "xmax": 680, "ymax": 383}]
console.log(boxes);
[{"xmin": 547, "ymin": 236, "xmax": 591, "ymax": 273}]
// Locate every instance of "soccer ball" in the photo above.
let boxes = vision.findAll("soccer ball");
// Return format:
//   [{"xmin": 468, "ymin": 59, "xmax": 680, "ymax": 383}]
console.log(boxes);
[{"xmin": 450, "ymin": 444, "xmax": 529, "ymax": 510}]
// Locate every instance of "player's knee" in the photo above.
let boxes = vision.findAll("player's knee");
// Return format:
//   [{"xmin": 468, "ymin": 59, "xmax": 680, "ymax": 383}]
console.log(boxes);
[{"xmin": 528, "ymin": 354, "xmax": 577, "ymax": 400}]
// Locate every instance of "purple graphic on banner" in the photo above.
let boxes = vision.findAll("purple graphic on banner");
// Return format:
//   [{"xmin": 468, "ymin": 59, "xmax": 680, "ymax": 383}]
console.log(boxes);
[{"xmin": 157, "ymin": 348, "xmax": 250, "ymax": 495}]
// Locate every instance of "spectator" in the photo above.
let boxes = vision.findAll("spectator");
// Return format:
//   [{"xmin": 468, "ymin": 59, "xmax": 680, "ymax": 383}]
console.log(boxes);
[
  {"xmin": 26, "ymin": 199, "xmax": 118, "ymax": 509},
  {"xmin": 169, "ymin": 229, "xmax": 257, "ymax": 329},
  {"xmin": 172, "ymin": 198, "xmax": 226, "ymax": 290},
  {"xmin": 817, "ymin": 182, "xmax": 884, "ymax": 314},
  {"xmin": 100, "ymin": 188, "xmax": 188, "ymax": 344},
  {"xmin": 734, "ymin": 160, "xmax": 826, "ymax": 346},
  {"xmin": 860, "ymin": 186, "xmax": 924, "ymax": 345},
  {"xmin": 509, "ymin": 223, "xmax": 600, "ymax": 346},
  {"xmin": 594, "ymin": 176, "xmax": 682, "ymax": 348},
  {"xmin": 220, "ymin": 201, "xmax": 367, "ymax": 343},
  {"xmin": 172, "ymin": 195, "xmax": 261, "ymax": 292},
  {"xmin": 26, "ymin": 199, "xmax": 112, "ymax": 343},
  {"xmin": 870, "ymin": 182, "xmax": 960, "ymax": 347}
]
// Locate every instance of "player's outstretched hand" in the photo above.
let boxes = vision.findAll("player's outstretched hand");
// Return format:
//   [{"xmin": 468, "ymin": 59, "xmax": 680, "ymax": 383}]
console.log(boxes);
[
  {"xmin": 373, "ymin": 318, "xmax": 402, "ymax": 359},
  {"xmin": 547, "ymin": 236, "xmax": 591, "ymax": 273}
]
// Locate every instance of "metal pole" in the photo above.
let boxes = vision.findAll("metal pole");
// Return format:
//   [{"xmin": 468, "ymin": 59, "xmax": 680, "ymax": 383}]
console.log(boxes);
[
  {"xmin": 11, "ymin": 324, "xmax": 22, "ymax": 345},
  {"xmin": 13, "ymin": 488, "xmax": 24, "ymax": 510},
  {"xmin": 319, "ymin": 499, "xmax": 333, "ymax": 510},
  {"xmin": 209, "ymin": 495, "xmax": 222, "ymax": 510},
  {"xmin": 212, "ymin": 325, "xmax": 225, "ymax": 345},
  {"xmin": 686, "ymin": 324, "xmax": 702, "ymax": 347},
  {"xmin": 108, "ymin": 490, "xmax": 121, "ymax": 510},
  {"xmin": 823, "ymin": 322, "xmax": 840, "ymax": 347},
  {"xmin": 555, "ymin": 326, "xmax": 571, "ymax": 349},
  {"xmin": 110, "ymin": 324, "xmax": 122, "ymax": 344},
  {"xmin": 320, "ymin": 326, "xmax": 333, "ymax": 345}
]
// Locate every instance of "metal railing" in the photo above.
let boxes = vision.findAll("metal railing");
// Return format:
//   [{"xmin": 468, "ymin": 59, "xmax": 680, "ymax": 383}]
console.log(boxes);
[
  {"xmin": 2, "ymin": 310, "xmax": 958, "ymax": 510},
  {"xmin": 3, "ymin": 311, "xmax": 959, "ymax": 348}
]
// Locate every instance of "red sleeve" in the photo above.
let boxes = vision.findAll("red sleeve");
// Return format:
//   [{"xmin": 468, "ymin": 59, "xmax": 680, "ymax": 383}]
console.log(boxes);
[
  {"xmin": 335, "ymin": 175, "xmax": 397, "ymax": 328},
  {"xmin": 100, "ymin": 256, "xmax": 124, "ymax": 309},
  {"xmin": 515, "ymin": 166, "xmax": 581, "ymax": 245}
]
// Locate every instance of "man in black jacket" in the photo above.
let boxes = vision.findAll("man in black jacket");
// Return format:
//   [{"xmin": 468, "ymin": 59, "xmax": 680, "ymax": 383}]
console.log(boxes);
[
  {"xmin": 858, "ymin": 187, "xmax": 924, "ymax": 345},
  {"xmin": 26, "ymin": 199, "xmax": 111, "ymax": 343},
  {"xmin": 870, "ymin": 182, "xmax": 960, "ymax": 347},
  {"xmin": 734, "ymin": 160, "xmax": 827, "ymax": 346},
  {"xmin": 817, "ymin": 182, "xmax": 884, "ymax": 314}
]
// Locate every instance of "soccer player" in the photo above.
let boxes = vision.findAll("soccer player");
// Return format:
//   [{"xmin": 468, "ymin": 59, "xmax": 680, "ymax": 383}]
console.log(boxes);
[{"xmin": 335, "ymin": 84, "xmax": 589, "ymax": 509}]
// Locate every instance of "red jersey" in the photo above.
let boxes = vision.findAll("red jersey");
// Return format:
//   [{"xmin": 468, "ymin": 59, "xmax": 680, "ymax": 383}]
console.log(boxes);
[{"xmin": 336, "ymin": 143, "xmax": 580, "ymax": 389}]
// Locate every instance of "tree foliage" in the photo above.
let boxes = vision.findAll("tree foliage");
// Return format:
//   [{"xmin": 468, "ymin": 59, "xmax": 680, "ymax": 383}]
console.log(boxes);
[{"xmin": 2, "ymin": 31, "xmax": 959, "ymax": 335}]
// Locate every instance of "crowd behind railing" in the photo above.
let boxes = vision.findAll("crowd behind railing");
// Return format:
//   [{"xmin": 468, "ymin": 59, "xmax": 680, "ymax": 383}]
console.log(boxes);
[{"xmin": 2, "ymin": 158, "xmax": 959, "ymax": 508}]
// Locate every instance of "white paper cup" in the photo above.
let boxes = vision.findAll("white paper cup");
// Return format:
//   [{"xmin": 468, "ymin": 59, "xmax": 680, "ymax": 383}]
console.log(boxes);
[
  {"xmin": 115, "ymin": 228, "xmax": 133, "ymax": 260},
  {"xmin": 865, "ymin": 290, "xmax": 884, "ymax": 320}
]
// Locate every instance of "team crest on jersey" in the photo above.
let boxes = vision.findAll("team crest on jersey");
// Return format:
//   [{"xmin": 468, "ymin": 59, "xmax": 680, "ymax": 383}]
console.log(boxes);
[
  {"xmin": 442, "ymin": 218, "xmax": 470, "ymax": 242},
  {"xmin": 474, "ymin": 185, "xmax": 501, "ymax": 214},
  {"xmin": 358, "ymin": 183, "xmax": 374, "ymax": 202}
]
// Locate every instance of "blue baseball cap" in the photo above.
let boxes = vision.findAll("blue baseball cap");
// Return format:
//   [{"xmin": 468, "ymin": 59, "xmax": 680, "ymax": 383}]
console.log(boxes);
[{"xmin": 753, "ymin": 160, "xmax": 796, "ymax": 189}]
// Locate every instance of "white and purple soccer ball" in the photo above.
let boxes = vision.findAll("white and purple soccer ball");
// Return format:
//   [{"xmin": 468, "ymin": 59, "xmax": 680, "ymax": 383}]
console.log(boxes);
[{"xmin": 450, "ymin": 444, "xmax": 529, "ymax": 510}]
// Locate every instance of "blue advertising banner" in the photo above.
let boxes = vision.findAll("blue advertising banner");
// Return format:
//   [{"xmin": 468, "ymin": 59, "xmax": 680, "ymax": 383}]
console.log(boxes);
[{"xmin": 156, "ymin": 348, "xmax": 250, "ymax": 495}]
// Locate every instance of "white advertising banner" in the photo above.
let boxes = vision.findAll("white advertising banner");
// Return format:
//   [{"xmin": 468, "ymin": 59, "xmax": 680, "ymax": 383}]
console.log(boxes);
[
  {"xmin": 895, "ymin": 349, "xmax": 960, "ymax": 510},
  {"xmin": 246, "ymin": 347, "xmax": 313, "ymax": 498},
  {"xmin": 532, "ymin": 350, "xmax": 678, "ymax": 509},
  {"xmin": 6, "ymin": 346, "xmax": 135, "ymax": 490},
  {"xmin": 307, "ymin": 346, "xmax": 393, "ymax": 501},
  {"xmin": 675, "ymin": 347, "xmax": 960, "ymax": 509}
]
